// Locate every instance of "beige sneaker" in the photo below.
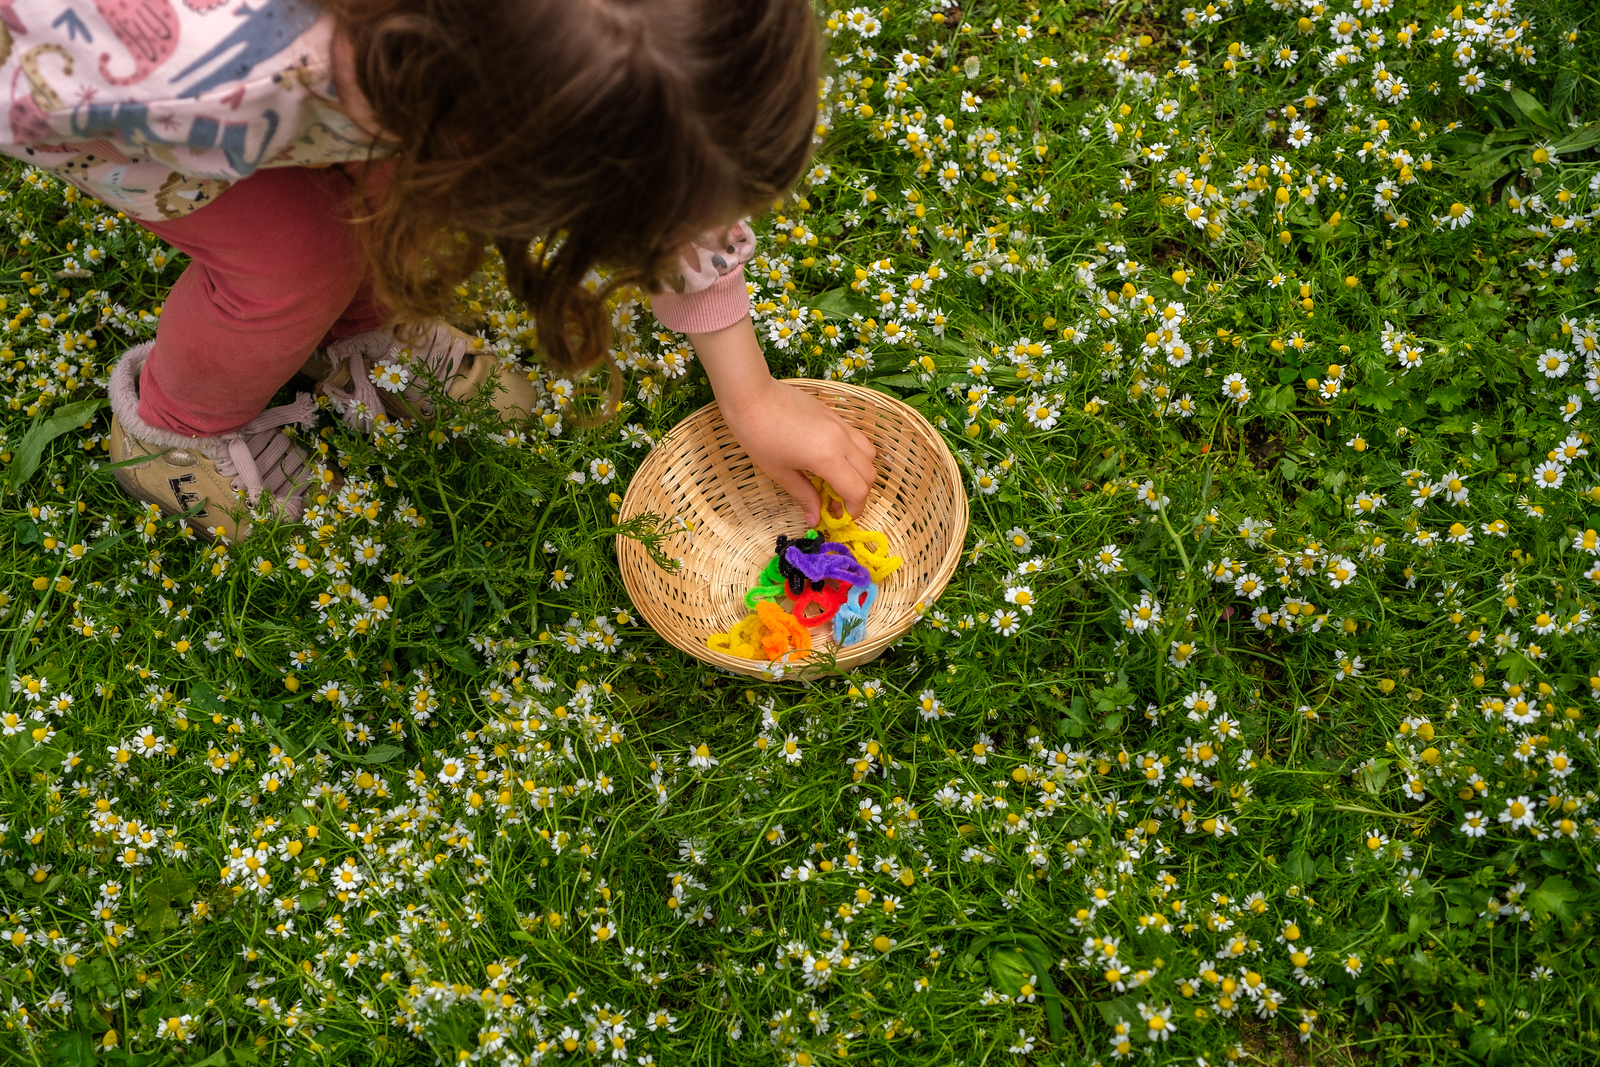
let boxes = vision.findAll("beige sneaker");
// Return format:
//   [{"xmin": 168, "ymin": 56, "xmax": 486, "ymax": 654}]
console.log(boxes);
[
  {"xmin": 107, "ymin": 343, "xmax": 327, "ymax": 542},
  {"xmin": 313, "ymin": 323, "xmax": 538, "ymax": 430}
]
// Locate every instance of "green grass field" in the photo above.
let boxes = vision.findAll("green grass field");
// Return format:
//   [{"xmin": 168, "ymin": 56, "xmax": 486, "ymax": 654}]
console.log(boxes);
[{"xmin": 3, "ymin": 0, "xmax": 1599, "ymax": 1064}]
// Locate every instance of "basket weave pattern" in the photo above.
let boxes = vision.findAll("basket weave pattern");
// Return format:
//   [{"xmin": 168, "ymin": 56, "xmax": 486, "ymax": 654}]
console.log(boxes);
[{"xmin": 616, "ymin": 380, "xmax": 968, "ymax": 678}]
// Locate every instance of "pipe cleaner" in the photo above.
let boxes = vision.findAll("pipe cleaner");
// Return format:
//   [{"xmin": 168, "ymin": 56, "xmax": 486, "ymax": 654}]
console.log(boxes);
[
  {"xmin": 784, "ymin": 543, "xmax": 871, "ymax": 588},
  {"xmin": 832, "ymin": 580, "xmax": 880, "ymax": 647},
  {"xmin": 809, "ymin": 477, "xmax": 904, "ymax": 583},
  {"xmin": 755, "ymin": 600, "xmax": 811, "ymax": 660},
  {"xmin": 788, "ymin": 578, "xmax": 850, "ymax": 627},
  {"xmin": 745, "ymin": 556, "xmax": 787, "ymax": 610},
  {"xmin": 776, "ymin": 531, "xmax": 820, "ymax": 553},
  {"xmin": 776, "ymin": 532, "xmax": 826, "ymax": 593},
  {"xmin": 706, "ymin": 611, "xmax": 766, "ymax": 659}
]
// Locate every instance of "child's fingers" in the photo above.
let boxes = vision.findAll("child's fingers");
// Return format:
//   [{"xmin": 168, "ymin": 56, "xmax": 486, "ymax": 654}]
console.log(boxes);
[
  {"xmin": 847, "ymin": 425, "xmax": 877, "ymax": 462},
  {"xmin": 774, "ymin": 467, "xmax": 824, "ymax": 527},
  {"xmin": 844, "ymin": 446, "xmax": 878, "ymax": 506},
  {"xmin": 817, "ymin": 460, "xmax": 871, "ymax": 522}
]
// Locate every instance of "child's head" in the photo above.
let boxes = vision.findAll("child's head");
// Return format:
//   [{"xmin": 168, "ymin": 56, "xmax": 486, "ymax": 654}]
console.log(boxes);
[{"xmin": 325, "ymin": 0, "xmax": 821, "ymax": 379}]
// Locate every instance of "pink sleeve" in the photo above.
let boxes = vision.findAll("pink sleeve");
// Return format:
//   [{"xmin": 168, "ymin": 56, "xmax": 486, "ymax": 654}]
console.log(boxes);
[{"xmin": 650, "ymin": 269, "xmax": 751, "ymax": 335}]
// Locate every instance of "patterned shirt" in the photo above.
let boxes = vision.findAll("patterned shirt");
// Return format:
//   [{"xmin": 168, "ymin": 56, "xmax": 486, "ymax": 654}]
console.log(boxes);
[{"xmin": 0, "ymin": 0, "xmax": 753, "ymax": 331}]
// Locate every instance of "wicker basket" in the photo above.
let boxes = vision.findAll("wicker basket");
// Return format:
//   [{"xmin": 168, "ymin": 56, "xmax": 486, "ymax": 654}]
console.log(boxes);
[{"xmin": 616, "ymin": 379, "xmax": 968, "ymax": 679}]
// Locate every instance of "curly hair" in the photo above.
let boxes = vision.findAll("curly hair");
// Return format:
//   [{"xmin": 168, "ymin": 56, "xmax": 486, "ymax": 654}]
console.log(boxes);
[{"xmin": 318, "ymin": 0, "xmax": 820, "ymax": 378}]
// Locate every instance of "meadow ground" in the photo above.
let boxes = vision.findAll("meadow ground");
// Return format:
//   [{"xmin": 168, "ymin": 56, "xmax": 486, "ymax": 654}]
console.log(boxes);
[{"xmin": 2, "ymin": 0, "xmax": 1599, "ymax": 1064}]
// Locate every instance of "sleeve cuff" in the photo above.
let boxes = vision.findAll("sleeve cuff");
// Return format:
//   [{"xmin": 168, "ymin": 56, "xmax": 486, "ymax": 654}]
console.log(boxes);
[{"xmin": 650, "ymin": 268, "xmax": 751, "ymax": 335}]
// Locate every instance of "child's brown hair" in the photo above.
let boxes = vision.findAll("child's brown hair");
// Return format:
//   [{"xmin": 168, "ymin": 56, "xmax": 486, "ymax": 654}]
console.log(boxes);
[{"xmin": 320, "ymin": 0, "xmax": 821, "ymax": 377}]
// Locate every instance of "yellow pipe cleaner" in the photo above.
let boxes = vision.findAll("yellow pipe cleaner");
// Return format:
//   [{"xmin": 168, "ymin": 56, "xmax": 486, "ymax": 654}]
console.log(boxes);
[
  {"xmin": 707, "ymin": 611, "xmax": 767, "ymax": 659},
  {"xmin": 810, "ymin": 477, "xmax": 903, "ymax": 583}
]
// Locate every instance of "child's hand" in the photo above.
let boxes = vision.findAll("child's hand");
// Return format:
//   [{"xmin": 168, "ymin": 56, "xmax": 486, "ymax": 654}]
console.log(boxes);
[
  {"xmin": 689, "ymin": 318, "xmax": 877, "ymax": 526},
  {"xmin": 722, "ymin": 376, "xmax": 877, "ymax": 527}
]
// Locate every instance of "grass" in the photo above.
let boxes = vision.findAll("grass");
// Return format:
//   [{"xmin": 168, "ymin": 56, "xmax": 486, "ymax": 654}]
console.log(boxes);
[{"xmin": 2, "ymin": 0, "xmax": 1599, "ymax": 1064}]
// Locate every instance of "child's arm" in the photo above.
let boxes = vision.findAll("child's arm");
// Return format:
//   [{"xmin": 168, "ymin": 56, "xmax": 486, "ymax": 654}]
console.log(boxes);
[{"xmin": 689, "ymin": 317, "xmax": 878, "ymax": 527}]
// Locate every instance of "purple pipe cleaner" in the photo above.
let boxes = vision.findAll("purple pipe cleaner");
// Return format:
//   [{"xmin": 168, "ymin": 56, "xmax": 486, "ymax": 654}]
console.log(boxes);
[{"xmin": 784, "ymin": 543, "xmax": 870, "ymax": 588}]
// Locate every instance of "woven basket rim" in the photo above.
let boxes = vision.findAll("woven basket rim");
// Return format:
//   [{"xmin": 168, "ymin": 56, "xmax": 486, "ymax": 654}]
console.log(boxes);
[{"xmin": 615, "ymin": 378, "xmax": 967, "ymax": 679}]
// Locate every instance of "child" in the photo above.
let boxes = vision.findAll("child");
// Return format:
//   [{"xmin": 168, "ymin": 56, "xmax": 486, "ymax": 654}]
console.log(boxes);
[{"xmin": 0, "ymin": 0, "xmax": 878, "ymax": 540}]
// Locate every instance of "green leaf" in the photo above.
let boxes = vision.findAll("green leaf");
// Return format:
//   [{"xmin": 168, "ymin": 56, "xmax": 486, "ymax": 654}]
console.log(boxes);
[
  {"xmin": 86, "ymin": 956, "xmax": 120, "ymax": 1000},
  {"xmin": 14, "ymin": 518, "xmax": 40, "ymax": 546},
  {"xmin": 321, "ymin": 743, "xmax": 405, "ymax": 765},
  {"xmin": 188, "ymin": 683, "xmax": 227, "ymax": 714},
  {"xmin": 1357, "ymin": 760, "xmax": 1390, "ymax": 794},
  {"xmin": 869, "ymin": 373, "xmax": 926, "ymax": 390},
  {"xmin": 89, "ymin": 452, "xmax": 176, "ymax": 478},
  {"xmin": 1470, "ymin": 1025, "xmax": 1505, "ymax": 1058},
  {"xmin": 72, "ymin": 993, "xmax": 100, "ymax": 1031},
  {"xmin": 868, "ymin": 372, "xmax": 965, "ymax": 391},
  {"xmin": 1056, "ymin": 694, "xmax": 1094, "ymax": 735},
  {"xmin": 7, "ymin": 731, "xmax": 62, "ymax": 775},
  {"xmin": 1540, "ymin": 847, "xmax": 1571, "ymax": 870},
  {"xmin": 1261, "ymin": 382, "xmax": 1297, "ymax": 415},
  {"xmin": 1554, "ymin": 122, "xmax": 1600, "ymax": 154},
  {"xmin": 138, "ymin": 868, "xmax": 192, "ymax": 934},
  {"xmin": 1528, "ymin": 875, "xmax": 1579, "ymax": 922},
  {"xmin": 933, "ymin": 336, "xmax": 990, "ymax": 365},
  {"xmin": 988, "ymin": 946, "xmax": 1032, "ymax": 995},
  {"xmin": 1499, "ymin": 653, "xmax": 1531, "ymax": 685},
  {"xmin": 1284, "ymin": 848, "xmax": 1316, "ymax": 883},
  {"xmin": 439, "ymin": 646, "xmax": 482, "ymax": 676},
  {"xmin": 43, "ymin": 1030, "xmax": 95, "ymax": 1067},
  {"xmin": 7, "ymin": 398, "xmax": 107, "ymax": 491},
  {"xmin": 1094, "ymin": 992, "xmax": 1144, "ymax": 1028},
  {"xmin": 1507, "ymin": 88, "xmax": 1560, "ymax": 135},
  {"xmin": 808, "ymin": 288, "xmax": 871, "ymax": 320},
  {"xmin": 1089, "ymin": 683, "xmax": 1135, "ymax": 712}
]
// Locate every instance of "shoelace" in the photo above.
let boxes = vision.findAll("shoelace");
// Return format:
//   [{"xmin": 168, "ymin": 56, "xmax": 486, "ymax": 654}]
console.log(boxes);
[
  {"xmin": 212, "ymin": 393, "xmax": 320, "ymax": 515},
  {"xmin": 321, "ymin": 326, "xmax": 475, "ymax": 430}
]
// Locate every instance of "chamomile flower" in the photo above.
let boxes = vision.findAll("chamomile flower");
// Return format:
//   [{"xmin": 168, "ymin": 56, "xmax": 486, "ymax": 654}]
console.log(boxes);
[
  {"xmin": 1333, "ymin": 652, "xmax": 1363, "ymax": 680},
  {"xmin": 1498, "ymin": 795, "xmax": 1535, "ymax": 829},
  {"xmin": 1005, "ymin": 528, "xmax": 1034, "ymax": 554},
  {"xmin": 1092, "ymin": 544, "xmax": 1125, "ymax": 574},
  {"xmin": 1531, "ymin": 460, "xmax": 1565, "ymax": 489},
  {"xmin": 1135, "ymin": 481, "xmax": 1169, "ymax": 511},
  {"xmin": 1139, "ymin": 1002, "xmax": 1175, "ymax": 1041},
  {"xmin": 1220, "ymin": 373, "xmax": 1251, "ymax": 406},
  {"xmin": 371, "ymin": 362, "xmax": 412, "ymax": 393}
]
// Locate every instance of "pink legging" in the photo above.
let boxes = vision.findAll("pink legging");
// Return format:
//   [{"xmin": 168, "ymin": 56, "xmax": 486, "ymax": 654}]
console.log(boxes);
[{"xmin": 135, "ymin": 163, "xmax": 392, "ymax": 438}]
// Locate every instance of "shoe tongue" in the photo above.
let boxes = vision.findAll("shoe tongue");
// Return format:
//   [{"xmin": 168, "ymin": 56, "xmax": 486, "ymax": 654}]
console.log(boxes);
[{"xmin": 213, "ymin": 395, "xmax": 318, "ymax": 514}]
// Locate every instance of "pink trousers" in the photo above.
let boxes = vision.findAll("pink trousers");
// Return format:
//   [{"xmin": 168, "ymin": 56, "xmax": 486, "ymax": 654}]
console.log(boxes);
[{"xmin": 135, "ymin": 163, "xmax": 392, "ymax": 438}]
